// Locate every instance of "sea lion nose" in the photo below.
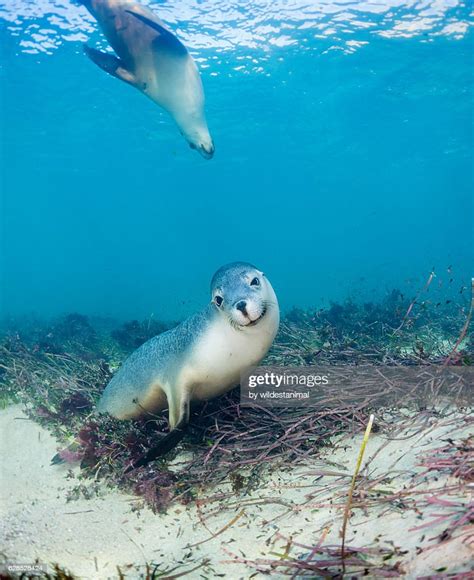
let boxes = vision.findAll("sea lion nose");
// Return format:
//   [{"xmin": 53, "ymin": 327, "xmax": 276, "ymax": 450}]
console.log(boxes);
[
  {"xmin": 236, "ymin": 301, "xmax": 248, "ymax": 315},
  {"xmin": 199, "ymin": 143, "xmax": 214, "ymax": 159}
]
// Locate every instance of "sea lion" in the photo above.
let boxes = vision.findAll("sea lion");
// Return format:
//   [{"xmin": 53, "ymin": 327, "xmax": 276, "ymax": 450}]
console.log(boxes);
[
  {"xmin": 98, "ymin": 262, "xmax": 279, "ymax": 468},
  {"xmin": 78, "ymin": 0, "xmax": 215, "ymax": 158}
]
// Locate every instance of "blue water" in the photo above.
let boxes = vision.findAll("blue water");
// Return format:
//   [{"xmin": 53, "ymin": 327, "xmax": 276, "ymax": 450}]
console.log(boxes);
[{"xmin": 1, "ymin": 1, "xmax": 472, "ymax": 321}]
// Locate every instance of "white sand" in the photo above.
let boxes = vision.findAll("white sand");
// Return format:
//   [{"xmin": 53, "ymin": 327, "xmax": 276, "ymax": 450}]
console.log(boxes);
[{"xmin": 0, "ymin": 404, "xmax": 472, "ymax": 579}]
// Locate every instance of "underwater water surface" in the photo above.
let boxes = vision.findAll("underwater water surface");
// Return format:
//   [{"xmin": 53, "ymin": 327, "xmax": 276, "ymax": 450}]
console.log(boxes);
[{"xmin": 0, "ymin": 0, "xmax": 472, "ymax": 322}]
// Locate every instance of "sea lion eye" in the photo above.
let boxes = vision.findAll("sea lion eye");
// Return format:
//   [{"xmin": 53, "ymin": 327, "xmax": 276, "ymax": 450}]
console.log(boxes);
[
  {"xmin": 214, "ymin": 295, "xmax": 223, "ymax": 307},
  {"xmin": 250, "ymin": 277, "xmax": 260, "ymax": 287}
]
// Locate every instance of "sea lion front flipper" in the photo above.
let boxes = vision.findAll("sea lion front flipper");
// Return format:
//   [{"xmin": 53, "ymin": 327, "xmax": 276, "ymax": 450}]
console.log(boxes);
[
  {"xmin": 125, "ymin": 398, "xmax": 190, "ymax": 472},
  {"xmin": 83, "ymin": 45, "xmax": 138, "ymax": 87},
  {"xmin": 125, "ymin": 392, "xmax": 191, "ymax": 472},
  {"xmin": 124, "ymin": 10, "xmax": 188, "ymax": 57}
]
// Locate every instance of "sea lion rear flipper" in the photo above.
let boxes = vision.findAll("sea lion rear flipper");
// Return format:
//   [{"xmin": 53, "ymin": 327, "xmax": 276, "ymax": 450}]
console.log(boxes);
[
  {"xmin": 83, "ymin": 45, "xmax": 138, "ymax": 87},
  {"xmin": 124, "ymin": 10, "xmax": 188, "ymax": 57}
]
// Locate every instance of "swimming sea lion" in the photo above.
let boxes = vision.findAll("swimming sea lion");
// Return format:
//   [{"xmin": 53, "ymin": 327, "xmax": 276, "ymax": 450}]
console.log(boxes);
[
  {"xmin": 98, "ymin": 262, "xmax": 279, "ymax": 468},
  {"xmin": 78, "ymin": 0, "xmax": 215, "ymax": 158}
]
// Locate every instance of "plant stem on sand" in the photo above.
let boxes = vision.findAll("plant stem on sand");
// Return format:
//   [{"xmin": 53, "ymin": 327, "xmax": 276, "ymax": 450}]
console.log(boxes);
[{"xmin": 340, "ymin": 413, "xmax": 375, "ymax": 575}]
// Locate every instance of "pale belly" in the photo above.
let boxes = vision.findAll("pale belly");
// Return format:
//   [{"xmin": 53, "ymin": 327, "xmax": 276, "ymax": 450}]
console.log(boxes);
[{"xmin": 185, "ymin": 314, "xmax": 277, "ymax": 402}]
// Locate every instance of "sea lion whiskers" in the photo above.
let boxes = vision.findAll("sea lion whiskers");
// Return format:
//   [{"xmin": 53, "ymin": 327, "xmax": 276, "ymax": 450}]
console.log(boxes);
[{"xmin": 227, "ymin": 313, "xmax": 244, "ymax": 332}]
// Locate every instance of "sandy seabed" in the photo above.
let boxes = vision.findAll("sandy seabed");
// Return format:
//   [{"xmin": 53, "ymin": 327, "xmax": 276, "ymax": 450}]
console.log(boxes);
[{"xmin": 0, "ymin": 404, "xmax": 472, "ymax": 579}]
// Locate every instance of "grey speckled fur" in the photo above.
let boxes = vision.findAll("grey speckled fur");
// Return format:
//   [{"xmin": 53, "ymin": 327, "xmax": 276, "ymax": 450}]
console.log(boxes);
[{"xmin": 98, "ymin": 306, "xmax": 213, "ymax": 419}]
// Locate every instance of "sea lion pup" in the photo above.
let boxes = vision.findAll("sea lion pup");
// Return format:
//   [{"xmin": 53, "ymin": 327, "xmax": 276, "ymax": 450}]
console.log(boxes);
[
  {"xmin": 98, "ymin": 262, "xmax": 279, "ymax": 469},
  {"xmin": 78, "ymin": 0, "xmax": 215, "ymax": 159}
]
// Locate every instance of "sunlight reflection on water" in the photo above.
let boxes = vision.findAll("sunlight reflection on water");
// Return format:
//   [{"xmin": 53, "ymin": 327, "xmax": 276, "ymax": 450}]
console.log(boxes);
[{"xmin": 1, "ymin": 0, "xmax": 472, "ymax": 67}]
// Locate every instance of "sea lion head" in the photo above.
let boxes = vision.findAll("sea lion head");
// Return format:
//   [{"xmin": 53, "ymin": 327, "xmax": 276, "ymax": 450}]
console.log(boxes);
[
  {"xmin": 211, "ymin": 262, "xmax": 279, "ymax": 329},
  {"xmin": 170, "ymin": 66, "xmax": 214, "ymax": 159},
  {"xmin": 177, "ymin": 114, "xmax": 214, "ymax": 159}
]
